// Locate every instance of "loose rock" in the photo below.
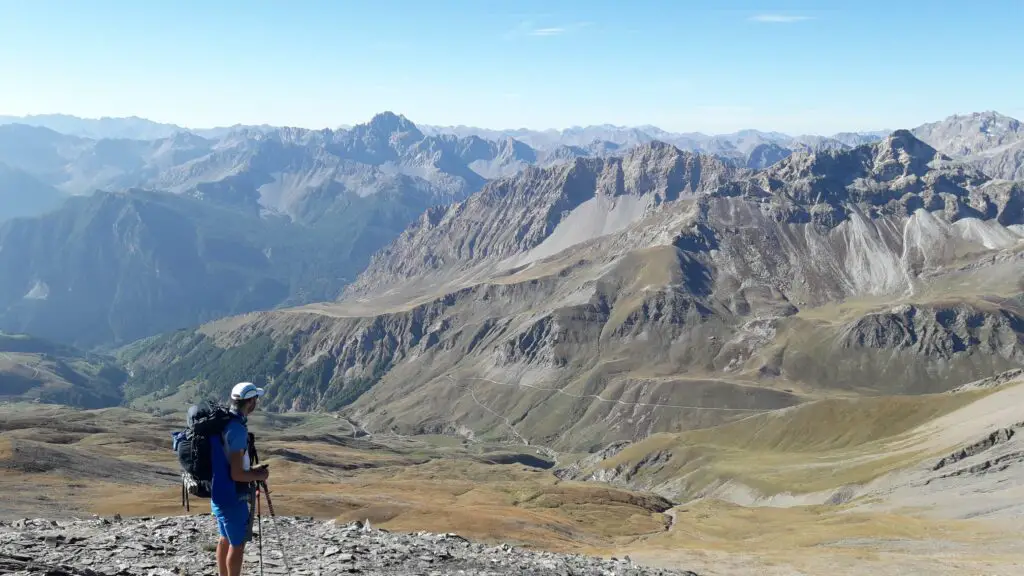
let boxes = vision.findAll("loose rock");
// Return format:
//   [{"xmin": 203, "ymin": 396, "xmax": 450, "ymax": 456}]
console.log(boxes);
[{"xmin": 0, "ymin": 515, "xmax": 699, "ymax": 575}]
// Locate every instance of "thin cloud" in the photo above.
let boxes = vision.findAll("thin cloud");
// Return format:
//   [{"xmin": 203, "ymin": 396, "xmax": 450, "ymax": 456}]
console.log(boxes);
[
  {"xmin": 507, "ymin": 20, "xmax": 592, "ymax": 39},
  {"xmin": 749, "ymin": 14, "xmax": 814, "ymax": 23}
]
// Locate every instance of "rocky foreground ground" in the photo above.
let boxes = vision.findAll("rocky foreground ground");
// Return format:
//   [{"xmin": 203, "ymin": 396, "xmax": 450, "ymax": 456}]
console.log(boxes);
[{"xmin": 0, "ymin": 516, "xmax": 697, "ymax": 576}]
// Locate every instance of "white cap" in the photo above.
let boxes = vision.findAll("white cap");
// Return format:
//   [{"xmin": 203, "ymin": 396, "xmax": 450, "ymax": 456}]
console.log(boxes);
[{"xmin": 231, "ymin": 382, "xmax": 266, "ymax": 400}]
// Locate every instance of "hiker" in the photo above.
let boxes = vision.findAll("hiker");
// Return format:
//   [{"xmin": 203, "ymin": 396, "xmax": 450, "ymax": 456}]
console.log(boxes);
[{"xmin": 210, "ymin": 382, "xmax": 270, "ymax": 576}]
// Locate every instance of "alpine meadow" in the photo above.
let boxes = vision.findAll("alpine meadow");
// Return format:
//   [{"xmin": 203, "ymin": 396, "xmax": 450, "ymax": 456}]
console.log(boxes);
[{"xmin": 1, "ymin": 2, "xmax": 1023, "ymax": 575}]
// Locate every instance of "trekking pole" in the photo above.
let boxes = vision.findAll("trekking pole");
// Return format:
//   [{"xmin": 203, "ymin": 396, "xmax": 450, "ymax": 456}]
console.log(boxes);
[
  {"xmin": 258, "ymin": 480, "xmax": 293, "ymax": 575},
  {"xmin": 256, "ymin": 484, "xmax": 264, "ymax": 576}
]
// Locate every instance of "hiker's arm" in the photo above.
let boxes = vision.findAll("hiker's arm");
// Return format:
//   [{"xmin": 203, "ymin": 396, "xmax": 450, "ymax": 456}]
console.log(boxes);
[
  {"xmin": 222, "ymin": 420, "xmax": 267, "ymax": 482},
  {"xmin": 228, "ymin": 449, "xmax": 268, "ymax": 482}
]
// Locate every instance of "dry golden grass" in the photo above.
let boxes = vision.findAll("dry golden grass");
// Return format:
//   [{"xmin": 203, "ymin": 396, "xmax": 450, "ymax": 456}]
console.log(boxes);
[
  {"xmin": 600, "ymin": 246, "xmax": 687, "ymax": 337},
  {"xmin": 609, "ymin": 500, "xmax": 1022, "ymax": 576},
  {"xmin": 0, "ymin": 404, "xmax": 671, "ymax": 552},
  {"xmin": 645, "ymin": 500, "xmax": 998, "ymax": 551},
  {"xmin": 3, "ymin": 399, "xmax": 1022, "ymax": 575},
  {"xmin": 681, "ymin": 391, "xmax": 987, "ymax": 452},
  {"xmin": 67, "ymin": 461, "xmax": 673, "ymax": 552},
  {"xmin": 593, "ymin": 388, "xmax": 994, "ymax": 498}
]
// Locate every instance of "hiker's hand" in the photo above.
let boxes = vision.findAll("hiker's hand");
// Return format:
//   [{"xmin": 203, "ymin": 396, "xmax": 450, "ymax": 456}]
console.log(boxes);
[{"xmin": 255, "ymin": 464, "xmax": 270, "ymax": 481}]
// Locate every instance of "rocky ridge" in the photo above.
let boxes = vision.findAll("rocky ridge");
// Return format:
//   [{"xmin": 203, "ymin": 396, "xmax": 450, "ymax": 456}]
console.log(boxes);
[
  {"xmin": 913, "ymin": 111, "xmax": 1024, "ymax": 181},
  {"xmin": 0, "ymin": 516, "xmax": 696, "ymax": 576},
  {"xmin": 351, "ymin": 131, "xmax": 1023, "ymax": 299},
  {"xmin": 344, "ymin": 142, "xmax": 739, "ymax": 300}
]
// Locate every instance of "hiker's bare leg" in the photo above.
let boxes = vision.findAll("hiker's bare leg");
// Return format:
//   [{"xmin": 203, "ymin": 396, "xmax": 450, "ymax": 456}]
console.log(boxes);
[
  {"xmin": 216, "ymin": 536, "xmax": 229, "ymax": 576},
  {"xmin": 227, "ymin": 543, "xmax": 246, "ymax": 576}
]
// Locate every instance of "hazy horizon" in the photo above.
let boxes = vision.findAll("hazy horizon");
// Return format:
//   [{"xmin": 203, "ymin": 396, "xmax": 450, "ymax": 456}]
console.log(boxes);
[{"xmin": 0, "ymin": 109, "xmax": 907, "ymax": 136}]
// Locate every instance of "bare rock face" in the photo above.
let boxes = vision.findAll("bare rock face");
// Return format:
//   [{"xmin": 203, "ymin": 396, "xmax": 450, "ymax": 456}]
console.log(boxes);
[
  {"xmin": 0, "ymin": 516, "xmax": 698, "ymax": 576},
  {"xmin": 840, "ymin": 304, "xmax": 1024, "ymax": 360},
  {"xmin": 912, "ymin": 111, "xmax": 1024, "ymax": 180},
  {"xmin": 747, "ymin": 130, "xmax": 1017, "ymax": 227},
  {"xmin": 913, "ymin": 111, "xmax": 1024, "ymax": 158},
  {"xmin": 972, "ymin": 142, "xmax": 1024, "ymax": 181},
  {"xmin": 343, "ymin": 143, "xmax": 738, "ymax": 301},
  {"xmin": 352, "ymin": 131, "xmax": 1021, "ymax": 301}
]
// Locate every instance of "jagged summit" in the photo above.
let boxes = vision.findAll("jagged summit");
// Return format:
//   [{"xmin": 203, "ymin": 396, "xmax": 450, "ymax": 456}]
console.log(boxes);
[
  {"xmin": 880, "ymin": 128, "xmax": 939, "ymax": 154},
  {"xmin": 931, "ymin": 109, "xmax": 1020, "ymax": 129},
  {"xmin": 497, "ymin": 135, "xmax": 536, "ymax": 162},
  {"xmin": 743, "ymin": 129, "xmax": 1011, "ymax": 226},
  {"xmin": 366, "ymin": 110, "xmax": 422, "ymax": 137}
]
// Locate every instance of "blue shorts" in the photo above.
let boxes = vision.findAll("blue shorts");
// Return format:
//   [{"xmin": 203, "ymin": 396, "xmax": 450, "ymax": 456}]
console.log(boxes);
[{"xmin": 212, "ymin": 501, "xmax": 250, "ymax": 546}]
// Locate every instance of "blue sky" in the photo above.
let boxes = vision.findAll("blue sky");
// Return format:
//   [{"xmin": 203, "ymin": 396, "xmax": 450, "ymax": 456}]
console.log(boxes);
[{"xmin": 1, "ymin": 0, "xmax": 1021, "ymax": 135}]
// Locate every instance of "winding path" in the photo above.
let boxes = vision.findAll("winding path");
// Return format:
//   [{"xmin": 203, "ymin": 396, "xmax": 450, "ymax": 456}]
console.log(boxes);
[
  {"xmin": 464, "ymin": 376, "xmax": 766, "ymax": 412},
  {"xmin": 0, "ymin": 352, "xmax": 42, "ymax": 381},
  {"xmin": 449, "ymin": 375, "xmax": 531, "ymax": 447}
]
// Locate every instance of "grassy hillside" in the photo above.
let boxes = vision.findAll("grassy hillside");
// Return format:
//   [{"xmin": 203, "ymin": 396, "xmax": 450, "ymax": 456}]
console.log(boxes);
[
  {"xmin": 560, "ymin": 382, "xmax": 1015, "ymax": 500},
  {"xmin": 0, "ymin": 332, "xmax": 127, "ymax": 407}
]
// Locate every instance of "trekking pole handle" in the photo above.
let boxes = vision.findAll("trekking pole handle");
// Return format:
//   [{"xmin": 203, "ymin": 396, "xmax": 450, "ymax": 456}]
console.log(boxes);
[{"xmin": 247, "ymin": 432, "xmax": 259, "ymax": 465}]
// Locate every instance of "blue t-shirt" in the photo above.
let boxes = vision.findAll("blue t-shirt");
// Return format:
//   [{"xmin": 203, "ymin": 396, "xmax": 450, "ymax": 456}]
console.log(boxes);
[{"xmin": 210, "ymin": 412, "xmax": 249, "ymax": 509}]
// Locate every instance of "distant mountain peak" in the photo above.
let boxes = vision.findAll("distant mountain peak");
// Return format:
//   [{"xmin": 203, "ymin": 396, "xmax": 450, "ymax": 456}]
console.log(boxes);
[
  {"xmin": 880, "ymin": 129, "xmax": 935, "ymax": 154},
  {"xmin": 367, "ymin": 111, "xmax": 421, "ymax": 136},
  {"xmin": 166, "ymin": 130, "xmax": 210, "ymax": 146},
  {"xmin": 746, "ymin": 142, "xmax": 792, "ymax": 169},
  {"xmin": 971, "ymin": 111, "xmax": 1022, "ymax": 133},
  {"xmin": 865, "ymin": 130, "xmax": 945, "ymax": 178},
  {"xmin": 635, "ymin": 139, "xmax": 674, "ymax": 151},
  {"xmin": 911, "ymin": 110, "xmax": 1024, "ymax": 160},
  {"xmin": 497, "ymin": 137, "xmax": 536, "ymax": 162}
]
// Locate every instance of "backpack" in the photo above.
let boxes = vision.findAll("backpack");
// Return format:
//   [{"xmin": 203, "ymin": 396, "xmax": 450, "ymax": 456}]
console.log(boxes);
[{"xmin": 170, "ymin": 400, "xmax": 236, "ymax": 510}]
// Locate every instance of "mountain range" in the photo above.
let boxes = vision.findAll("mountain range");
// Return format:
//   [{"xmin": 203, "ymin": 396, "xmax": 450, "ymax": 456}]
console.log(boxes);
[
  {"xmin": 3, "ymin": 111, "xmax": 1022, "ymax": 225},
  {"xmin": 0, "ymin": 110, "xmax": 1021, "ymax": 366},
  {"xmin": 0, "ymin": 113, "xmax": 278, "ymax": 141},
  {"xmin": 0, "ymin": 113, "xmax": 584, "ymax": 347},
  {"xmin": 32, "ymin": 110, "xmax": 1022, "ymax": 176},
  {"xmin": 118, "ymin": 128, "xmax": 1023, "ymax": 452}
]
